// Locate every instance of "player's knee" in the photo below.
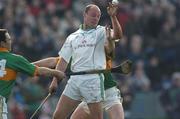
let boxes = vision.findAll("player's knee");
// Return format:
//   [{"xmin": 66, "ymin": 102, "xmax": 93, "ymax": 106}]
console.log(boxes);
[
  {"xmin": 90, "ymin": 112, "xmax": 103, "ymax": 119},
  {"xmin": 70, "ymin": 113, "xmax": 77, "ymax": 119},
  {"xmin": 52, "ymin": 114, "xmax": 57, "ymax": 119},
  {"xmin": 53, "ymin": 112, "xmax": 60, "ymax": 119},
  {"xmin": 71, "ymin": 110, "xmax": 90, "ymax": 119},
  {"xmin": 92, "ymin": 115, "xmax": 103, "ymax": 119},
  {"xmin": 70, "ymin": 115, "xmax": 81, "ymax": 119}
]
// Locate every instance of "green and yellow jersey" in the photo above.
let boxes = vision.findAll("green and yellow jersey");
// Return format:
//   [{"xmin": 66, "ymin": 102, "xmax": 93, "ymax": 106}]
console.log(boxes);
[
  {"xmin": 0, "ymin": 48, "xmax": 37, "ymax": 99},
  {"xmin": 104, "ymin": 55, "xmax": 117, "ymax": 90}
]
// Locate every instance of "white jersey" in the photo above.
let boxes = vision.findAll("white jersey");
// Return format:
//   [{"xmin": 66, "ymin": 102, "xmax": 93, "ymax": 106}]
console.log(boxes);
[{"xmin": 59, "ymin": 25, "xmax": 106, "ymax": 72}]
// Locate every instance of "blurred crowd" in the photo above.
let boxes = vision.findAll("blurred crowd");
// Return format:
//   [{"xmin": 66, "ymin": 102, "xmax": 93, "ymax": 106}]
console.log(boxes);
[{"xmin": 0, "ymin": 0, "xmax": 180, "ymax": 119}]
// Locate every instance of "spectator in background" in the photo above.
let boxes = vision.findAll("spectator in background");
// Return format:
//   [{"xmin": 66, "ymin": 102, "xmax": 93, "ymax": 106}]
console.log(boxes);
[
  {"xmin": 114, "ymin": 35, "xmax": 128, "ymax": 63},
  {"xmin": 160, "ymin": 72, "xmax": 180, "ymax": 119},
  {"xmin": 119, "ymin": 78, "xmax": 134, "ymax": 118},
  {"xmin": 128, "ymin": 34, "xmax": 144, "ymax": 62},
  {"xmin": 145, "ymin": 51, "xmax": 162, "ymax": 91},
  {"xmin": 129, "ymin": 60, "xmax": 151, "ymax": 92}
]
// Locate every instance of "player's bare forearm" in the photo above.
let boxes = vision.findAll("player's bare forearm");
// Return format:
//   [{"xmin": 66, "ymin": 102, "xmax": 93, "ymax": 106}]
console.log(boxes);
[
  {"xmin": 110, "ymin": 15, "xmax": 123, "ymax": 40},
  {"xmin": 52, "ymin": 58, "xmax": 68, "ymax": 82},
  {"xmin": 49, "ymin": 58, "xmax": 68, "ymax": 94},
  {"xmin": 105, "ymin": 26, "xmax": 115, "ymax": 55},
  {"xmin": 33, "ymin": 57, "xmax": 59, "ymax": 68},
  {"xmin": 105, "ymin": 40, "xmax": 115, "ymax": 56},
  {"xmin": 37, "ymin": 67, "xmax": 65, "ymax": 80},
  {"xmin": 107, "ymin": 3, "xmax": 123, "ymax": 40}
]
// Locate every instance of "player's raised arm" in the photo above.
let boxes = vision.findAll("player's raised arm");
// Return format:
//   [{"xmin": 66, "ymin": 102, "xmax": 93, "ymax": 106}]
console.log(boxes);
[
  {"xmin": 105, "ymin": 25, "xmax": 115, "ymax": 56},
  {"xmin": 107, "ymin": 2, "xmax": 123, "ymax": 40}
]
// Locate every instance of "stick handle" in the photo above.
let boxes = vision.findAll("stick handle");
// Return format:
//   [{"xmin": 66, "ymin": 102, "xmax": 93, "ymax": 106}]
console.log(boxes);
[
  {"xmin": 66, "ymin": 69, "xmax": 108, "ymax": 76},
  {"xmin": 66, "ymin": 60, "xmax": 132, "ymax": 76},
  {"xmin": 30, "ymin": 93, "xmax": 51, "ymax": 119}
]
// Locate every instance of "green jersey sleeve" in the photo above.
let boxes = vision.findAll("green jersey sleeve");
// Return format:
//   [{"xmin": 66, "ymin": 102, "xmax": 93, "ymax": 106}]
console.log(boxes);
[{"xmin": 13, "ymin": 55, "xmax": 36, "ymax": 76}]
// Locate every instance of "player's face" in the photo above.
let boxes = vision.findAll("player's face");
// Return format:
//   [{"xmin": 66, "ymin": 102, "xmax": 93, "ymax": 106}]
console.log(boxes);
[
  {"xmin": 5, "ymin": 32, "xmax": 11, "ymax": 51},
  {"xmin": 84, "ymin": 6, "xmax": 101, "ymax": 28}
]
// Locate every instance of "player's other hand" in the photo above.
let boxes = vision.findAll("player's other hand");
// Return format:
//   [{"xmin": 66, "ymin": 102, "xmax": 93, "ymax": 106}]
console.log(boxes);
[
  {"xmin": 49, "ymin": 79, "xmax": 58, "ymax": 94},
  {"xmin": 56, "ymin": 70, "xmax": 65, "ymax": 80},
  {"xmin": 107, "ymin": 2, "xmax": 118, "ymax": 17}
]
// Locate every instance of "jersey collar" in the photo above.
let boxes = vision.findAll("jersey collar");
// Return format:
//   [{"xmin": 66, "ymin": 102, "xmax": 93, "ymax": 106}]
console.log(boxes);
[
  {"xmin": 0, "ymin": 47, "xmax": 9, "ymax": 52},
  {"xmin": 80, "ymin": 24, "xmax": 97, "ymax": 30}
]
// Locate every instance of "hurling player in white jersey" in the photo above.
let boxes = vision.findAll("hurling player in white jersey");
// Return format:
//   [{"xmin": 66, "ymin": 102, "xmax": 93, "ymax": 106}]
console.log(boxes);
[{"xmin": 49, "ymin": 3, "xmax": 122, "ymax": 119}]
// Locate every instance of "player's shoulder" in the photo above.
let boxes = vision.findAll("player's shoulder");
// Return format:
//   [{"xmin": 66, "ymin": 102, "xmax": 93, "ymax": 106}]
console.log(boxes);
[
  {"xmin": 96, "ymin": 25, "xmax": 105, "ymax": 30},
  {"xmin": 96, "ymin": 25, "xmax": 105, "ymax": 29},
  {"xmin": 11, "ymin": 53, "xmax": 22, "ymax": 58},
  {"xmin": 70, "ymin": 29, "xmax": 82, "ymax": 36},
  {"xmin": 96, "ymin": 25, "xmax": 105, "ymax": 34},
  {"xmin": 66, "ymin": 29, "xmax": 82, "ymax": 41},
  {"xmin": 10, "ymin": 53, "xmax": 27, "ymax": 61}
]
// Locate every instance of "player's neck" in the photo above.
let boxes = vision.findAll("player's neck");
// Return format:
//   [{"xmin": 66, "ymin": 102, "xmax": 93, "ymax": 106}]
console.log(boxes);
[{"xmin": 81, "ymin": 24, "xmax": 96, "ymax": 30}]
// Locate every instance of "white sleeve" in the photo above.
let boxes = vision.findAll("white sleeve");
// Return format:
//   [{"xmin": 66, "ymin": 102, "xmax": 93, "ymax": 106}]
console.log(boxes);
[
  {"xmin": 58, "ymin": 37, "xmax": 72, "ymax": 63},
  {"xmin": 96, "ymin": 26, "xmax": 106, "ymax": 44}
]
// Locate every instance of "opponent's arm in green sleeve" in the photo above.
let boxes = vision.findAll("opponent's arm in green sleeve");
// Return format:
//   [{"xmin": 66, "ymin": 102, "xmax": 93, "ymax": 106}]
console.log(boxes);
[{"xmin": 15, "ymin": 55, "xmax": 65, "ymax": 81}]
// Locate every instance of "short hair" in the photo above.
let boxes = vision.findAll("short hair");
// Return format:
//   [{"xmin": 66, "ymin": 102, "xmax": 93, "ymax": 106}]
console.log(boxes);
[
  {"xmin": 84, "ymin": 4, "xmax": 93, "ymax": 13},
  {"xmin": 84, "ymin": 4, "xmax": 101, "ymax": 14},
  {"xmin": 0, "ymin": 29, "xmax": 7, "ymax": 42}
]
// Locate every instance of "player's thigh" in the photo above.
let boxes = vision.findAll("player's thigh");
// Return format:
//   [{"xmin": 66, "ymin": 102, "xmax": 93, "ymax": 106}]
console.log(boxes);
[
  {"xmin": 80, "ymin": 77, "xmax": 105, "ymax": 103},
  {"xmin": 63, "ymin": 78, "xmax": 82, "ymax": 101},
  {"xmin": 87, "ymin": 102, "xmax": 103, "ymax": 119},
  {"xmin": 80, "ymin": 77, "xmax": 104, "ymax": 119},
  {"xmin": 103, "ymin": 87, "xmax": 122, "ymax": 110},
  {"xmin": 53, "ymin": 94, "xmax": 80, "ymax": 119},
  {"xmin": 107, "ymin": 103, "xmax": 124, "ymax": 119},
  {"xmin": 71, "ymin": 102, "xmax": 91, "ymax": 119},
  {"xmin": 103, "ymin": 87, "xmax": 124, "ymax": 119}
]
